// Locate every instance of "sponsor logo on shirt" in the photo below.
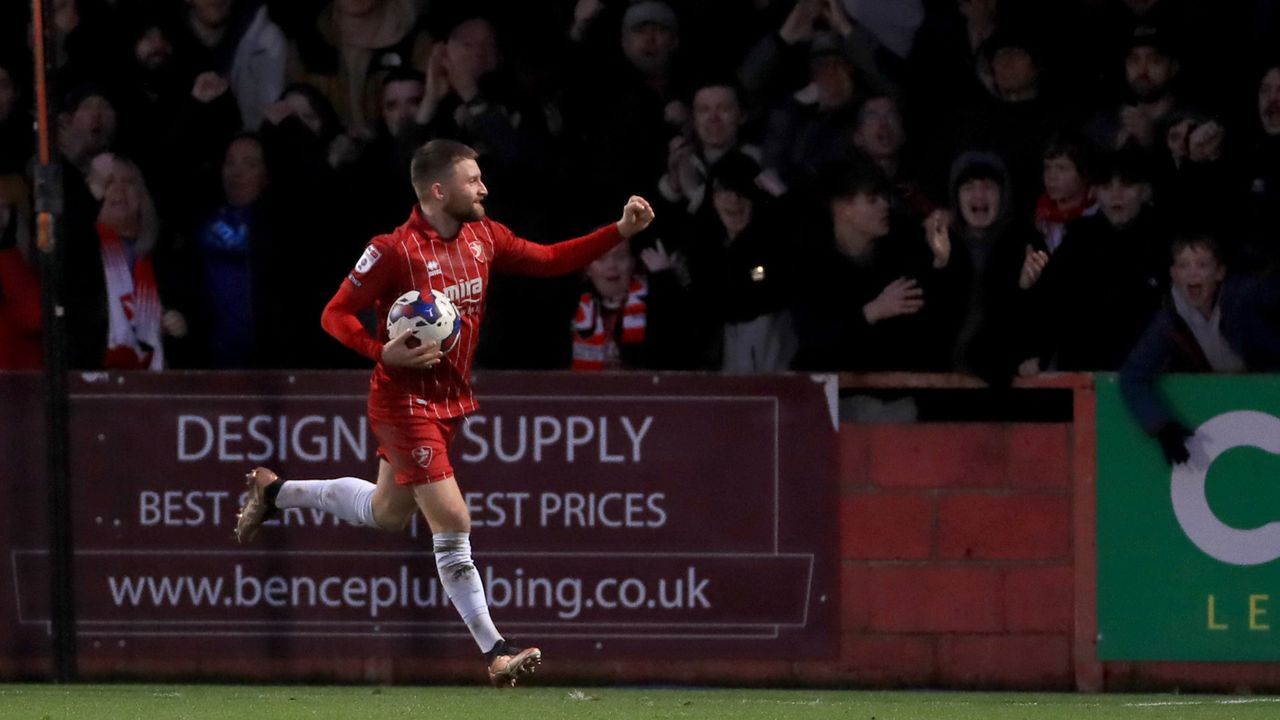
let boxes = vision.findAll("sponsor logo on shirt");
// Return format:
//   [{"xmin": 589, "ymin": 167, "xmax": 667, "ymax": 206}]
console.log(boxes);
[
  {"xmin": 427, "ymin": 260, "xmax": 443, "ymax": 277},
  {"xmin": 442, "ymin": 277, "xmax": 483, "ymax": 305}
]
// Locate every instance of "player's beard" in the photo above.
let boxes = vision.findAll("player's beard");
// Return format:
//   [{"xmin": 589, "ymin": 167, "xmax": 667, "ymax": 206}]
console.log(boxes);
[{"xmin": 445, "ymin": 194, "xmax": 485, "ymax": 222}]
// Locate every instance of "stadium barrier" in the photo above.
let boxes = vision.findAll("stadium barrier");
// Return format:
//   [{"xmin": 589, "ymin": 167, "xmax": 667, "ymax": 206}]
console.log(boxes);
[
  {"xmin": 832, "ymin": 372, "xmax": 1091, "ymax": 690},
  {"xmin": 1, "ymin": 371, "xmax": 840, "ymax": 682},
  {"xmin": 4, "ymin": 370, "xmax": 1280, "ymax": 690}
]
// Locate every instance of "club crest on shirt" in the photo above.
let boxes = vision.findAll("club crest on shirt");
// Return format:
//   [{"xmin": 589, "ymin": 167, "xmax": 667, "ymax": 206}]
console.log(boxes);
[
  {"xmin": 411, "ymin": 446, "xmax": 433, "ymax": 469},
  {"xmin": 354, "ymin": 245, "xmax": 381, "ymax": 275},
  {"xmin": 468, "ymin": 240, "xmax": 486, "ymax": 263}
]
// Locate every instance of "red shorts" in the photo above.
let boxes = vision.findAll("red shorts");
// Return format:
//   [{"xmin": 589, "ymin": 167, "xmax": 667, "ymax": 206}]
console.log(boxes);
[{"xmin": 370, "ymin": 412, "xmax": 461, "ymax": 486}]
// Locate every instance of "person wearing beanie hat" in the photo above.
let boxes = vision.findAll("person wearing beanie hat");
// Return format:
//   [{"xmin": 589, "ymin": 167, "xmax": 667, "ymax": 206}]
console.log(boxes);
[
  {"xmin": 622, "ymin": 0, "xmax": 679, "ymax": 35},
  {"xmin": 58, "ymin": 82, "xmax": 120, "ymax": 170},
  {"xmin": 564, "ymin": 0, "xmax": 689, "ymax": 216},
  {"xmin": 620, "ymin": 0, "xmax": 680, "ymax": 80},
  {"xmin": 980, "ymin": 28, "xmax": 1041, "ymax": 102},
  {"xmin": 55, "ymin": 82, "xmax": 125, "ymax": 252},
  {"xmin": 943, "ymin": 22, "xmax": 1060, "ymax": 222},
  {"xmin": 755, "ymin": 27, "xmax": 862, "ymax": 196}
]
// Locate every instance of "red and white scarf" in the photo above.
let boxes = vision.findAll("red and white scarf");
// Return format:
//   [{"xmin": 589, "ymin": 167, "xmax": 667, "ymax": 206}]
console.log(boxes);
[
  {"xmin": 97, "ymin": 224, "xmax": 164, "ymax": 370},
  {"xmin": 572, "ymin": 276, "xmax": 647, "ymax": 371},
  {"xmin": 1034, "ymin": 193, "xmax": 1092, "ymax": 253}
]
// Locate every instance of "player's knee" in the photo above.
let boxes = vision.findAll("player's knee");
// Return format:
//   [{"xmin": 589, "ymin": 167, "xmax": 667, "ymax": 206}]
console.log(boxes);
[{"xmin": 432, "ymin": 507, "xmax": 471, "ymax": 534}]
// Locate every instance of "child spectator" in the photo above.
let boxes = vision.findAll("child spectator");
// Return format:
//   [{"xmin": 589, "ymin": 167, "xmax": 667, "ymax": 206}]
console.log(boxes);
[
  {"xmin": 570, "ymin": 241, "xmax": 684, "ymax": 371},
  {"xmin": 1034, "ymin": 132, "xmax": 1096, "ymax": 254},
  {"xmin": 1120, "ymin": 234, "xmax": 1280, "ymax": 464}
]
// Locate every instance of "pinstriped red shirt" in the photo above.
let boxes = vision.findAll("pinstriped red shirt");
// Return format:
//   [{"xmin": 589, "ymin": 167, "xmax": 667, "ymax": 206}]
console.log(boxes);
[{"xmin": 322, "ymin": 205, "xmax": 624, "ymax": 419}]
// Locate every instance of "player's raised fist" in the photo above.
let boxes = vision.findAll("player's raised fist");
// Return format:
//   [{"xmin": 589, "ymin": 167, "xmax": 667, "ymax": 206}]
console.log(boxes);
[{"xmin": 617, "ymin": 195, "xmax": 655, "ymax": 238}]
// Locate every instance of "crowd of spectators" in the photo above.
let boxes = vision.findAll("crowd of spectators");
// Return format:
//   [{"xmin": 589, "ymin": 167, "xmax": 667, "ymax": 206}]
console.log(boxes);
[{"xmin": 0, "ymin": 0, "xmax": 1278, "ymax": 402}]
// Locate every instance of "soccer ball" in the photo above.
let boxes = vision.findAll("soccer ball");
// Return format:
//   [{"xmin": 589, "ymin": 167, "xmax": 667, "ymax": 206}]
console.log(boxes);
[{"xmin": 386, "ymin": 289, "xmax": 461, "ymax": 352}]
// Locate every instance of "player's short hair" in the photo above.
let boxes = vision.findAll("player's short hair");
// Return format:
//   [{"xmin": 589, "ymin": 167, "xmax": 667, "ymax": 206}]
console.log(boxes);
[{"xmin": 410, "ymin": 140, "xmax": 478, "ymax": 198}]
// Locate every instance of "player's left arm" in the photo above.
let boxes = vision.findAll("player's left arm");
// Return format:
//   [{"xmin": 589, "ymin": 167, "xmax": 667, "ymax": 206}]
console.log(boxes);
[{"xmin": 492, "ymin": 196, "xmax": 655, "ymax": 277}]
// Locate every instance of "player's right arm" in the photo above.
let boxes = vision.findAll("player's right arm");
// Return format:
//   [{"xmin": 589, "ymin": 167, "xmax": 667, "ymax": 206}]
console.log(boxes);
[{"xmin": 321, "ymin": 238, "xmax": 394, "ymax": 362}]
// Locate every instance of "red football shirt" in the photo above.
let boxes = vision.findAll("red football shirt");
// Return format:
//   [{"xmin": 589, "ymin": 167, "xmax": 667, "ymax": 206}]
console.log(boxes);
[{"xmin": 322, "ymin": 206, "xmax": 623, "ymax": 419}]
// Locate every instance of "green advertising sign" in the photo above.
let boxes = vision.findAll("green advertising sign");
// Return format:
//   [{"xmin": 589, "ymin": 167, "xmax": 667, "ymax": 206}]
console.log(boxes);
[{"xmin": 1097, "ymin": 374, "xmax": 1280, "ymax": 660}]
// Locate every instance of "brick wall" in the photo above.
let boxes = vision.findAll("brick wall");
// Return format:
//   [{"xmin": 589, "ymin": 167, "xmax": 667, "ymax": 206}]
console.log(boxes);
[{"xmin": 835, "ymin": 423, "xmax": 1076, "ymax": 688}]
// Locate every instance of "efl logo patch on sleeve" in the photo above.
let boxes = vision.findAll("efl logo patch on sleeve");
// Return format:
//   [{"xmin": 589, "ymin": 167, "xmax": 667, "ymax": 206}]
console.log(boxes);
[{"xmin": 354, "ymin": 245, "xmax": 382, "ymax": 275}]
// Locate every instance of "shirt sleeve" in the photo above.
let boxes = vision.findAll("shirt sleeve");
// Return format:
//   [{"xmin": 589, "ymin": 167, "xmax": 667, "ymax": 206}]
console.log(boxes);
[
  {"xmin": 491, "ymin": 221, "xmax": 625, "ymax": 277},
  {"xmin": 320, "ymin": 236, "xmax": 396, "ymax": 362},
  {"xmin": 1118, "ymin": 310, "xmax": 1180, "ymax": 434}
]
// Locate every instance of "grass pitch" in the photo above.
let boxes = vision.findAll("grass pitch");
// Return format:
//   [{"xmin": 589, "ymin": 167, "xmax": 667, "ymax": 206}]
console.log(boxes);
[{"xmin": 3, "ymin": 685, "xmax": 1280, "ymax": 719}]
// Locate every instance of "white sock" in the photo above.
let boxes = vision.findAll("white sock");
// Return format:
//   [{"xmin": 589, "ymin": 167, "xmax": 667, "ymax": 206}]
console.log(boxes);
[
  {"xmin": 274, "ymin": 477, "xmax": 377, "ymax": 528},
  {"xmin": 434, "ymin": 532, "xmax": 502, "ymax": 653}
]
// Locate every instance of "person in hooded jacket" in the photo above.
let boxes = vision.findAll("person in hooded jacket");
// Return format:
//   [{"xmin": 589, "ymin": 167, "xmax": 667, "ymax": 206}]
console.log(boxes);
[{"xmin": 925, "ymin": 150, "xmax": 1040, "ymax": 383}]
